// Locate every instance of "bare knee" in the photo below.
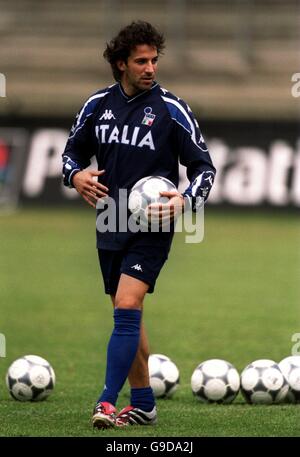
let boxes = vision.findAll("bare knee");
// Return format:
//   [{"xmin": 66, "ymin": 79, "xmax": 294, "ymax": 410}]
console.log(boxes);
[{"xmin": 115, "ymin": 295, "xmax": 142, "ymax": 310}]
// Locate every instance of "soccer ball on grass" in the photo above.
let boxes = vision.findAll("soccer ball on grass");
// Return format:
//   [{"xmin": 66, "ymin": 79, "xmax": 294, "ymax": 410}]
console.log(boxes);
[
  {"xmin": 240, "ymin": 359, "xmax": 288, "ymax": 404},
  {"xmin": 191, "ymin": 358, "xmax": 240, "ymax": 403},
  {"xmin": 148, "ymin": 354, "xmax": 180, "ymax": 398},
  {"xmin": 6, "ymin": 355, "xmax": 55, "ymax": 401},
  {"xmin": 278, "ymin": 355, "xmax": 300, "ymax": 403}
]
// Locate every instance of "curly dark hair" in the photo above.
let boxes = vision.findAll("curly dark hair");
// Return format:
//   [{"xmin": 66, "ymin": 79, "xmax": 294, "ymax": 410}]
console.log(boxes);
[{"xmin": 103, "ymin": 21, "xmax": 165, "ymax": 81}]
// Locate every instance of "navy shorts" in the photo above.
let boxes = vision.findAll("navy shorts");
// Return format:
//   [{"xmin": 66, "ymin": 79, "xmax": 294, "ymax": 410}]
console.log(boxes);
[{"xmin": 98, "ymin": 244, "xmax": 170, "ymax": 295}]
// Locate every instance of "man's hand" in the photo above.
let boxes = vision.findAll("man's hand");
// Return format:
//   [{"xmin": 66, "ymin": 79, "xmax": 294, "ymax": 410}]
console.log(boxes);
[
  {"xmin": 72, "ymin": 169, "xmax": 108, "ymax": 208},
  {"xmin": 147, "ymin": 190, "xmax": 184, "ymax": 225}
]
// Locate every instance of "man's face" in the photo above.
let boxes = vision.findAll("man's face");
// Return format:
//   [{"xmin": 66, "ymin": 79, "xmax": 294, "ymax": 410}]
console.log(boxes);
[{"xmin": 117, "ymin": 44, "xmax": 158, "ymax": 96}]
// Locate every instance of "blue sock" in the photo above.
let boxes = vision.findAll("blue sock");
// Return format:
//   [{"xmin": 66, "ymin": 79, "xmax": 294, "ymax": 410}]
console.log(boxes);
[
  {"xmin": 98, "ymin": 308, "xmax": 141, "ymax": 406},
  {"xmin": 131, "ymin": 387, "xmax": 156, "ymax": 412}
]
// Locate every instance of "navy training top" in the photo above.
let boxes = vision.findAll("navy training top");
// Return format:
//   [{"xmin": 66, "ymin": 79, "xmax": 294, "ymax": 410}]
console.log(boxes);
[{"xmin": 62, "ymin": 82, "xmax": 216, "ymax": 250}]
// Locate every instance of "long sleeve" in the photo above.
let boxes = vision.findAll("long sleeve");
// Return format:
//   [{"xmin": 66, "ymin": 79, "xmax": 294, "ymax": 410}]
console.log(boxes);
[
  {"xmin": 164, "ymin": 95, "xmax": 216, "ymax": 210},
  {"xmin": 62, "ymin": 90, "xmax": 109, "ymax": 187}
]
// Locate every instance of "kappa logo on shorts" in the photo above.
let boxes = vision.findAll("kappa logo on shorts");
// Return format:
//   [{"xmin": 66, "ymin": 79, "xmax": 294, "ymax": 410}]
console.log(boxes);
[{"xmin": 131, "ymin": 264, "xmax": 143, "ymax": 272}]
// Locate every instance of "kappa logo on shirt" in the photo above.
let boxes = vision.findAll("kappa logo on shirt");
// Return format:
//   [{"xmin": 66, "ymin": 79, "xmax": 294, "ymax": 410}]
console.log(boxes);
[
  {"xmin": 99, "ymin": 109, "xmax": 116, "ymax": 120},
  {"xmin": 204, "ymin": 174, "xmax": 214, "ymax": 186},
  {"xmin": 131, "ymin": 264, "xmax": 143, "ymax": 272}
]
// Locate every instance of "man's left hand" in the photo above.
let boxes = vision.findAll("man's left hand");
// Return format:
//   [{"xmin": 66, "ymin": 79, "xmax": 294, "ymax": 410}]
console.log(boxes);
[{"xmin": 147, "ymin": 191, "xmax": 184, "ymax": 225}]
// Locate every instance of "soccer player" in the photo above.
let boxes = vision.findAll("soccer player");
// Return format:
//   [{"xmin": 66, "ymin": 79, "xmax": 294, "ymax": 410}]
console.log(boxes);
[{"xmin": 62, "ymin": 21, "xmax": 216, "ymax": 428}]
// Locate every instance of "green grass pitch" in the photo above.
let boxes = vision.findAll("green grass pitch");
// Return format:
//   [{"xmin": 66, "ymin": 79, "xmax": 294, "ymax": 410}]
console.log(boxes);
[{"xmin": 0, "ymin": 207, "xmax": 299, "ymax": 437}]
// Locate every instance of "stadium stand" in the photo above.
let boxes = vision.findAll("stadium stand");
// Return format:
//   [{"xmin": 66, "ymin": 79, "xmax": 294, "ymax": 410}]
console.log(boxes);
[{"xmin": 0, "ymin": 0, "xmax": 299, "ymax": 119}]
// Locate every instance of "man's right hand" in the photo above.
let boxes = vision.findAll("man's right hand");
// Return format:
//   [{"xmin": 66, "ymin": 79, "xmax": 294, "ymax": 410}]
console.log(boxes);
[{"xmin": 72, "ymin": 169, "xmax": 108, "ymax": 208}]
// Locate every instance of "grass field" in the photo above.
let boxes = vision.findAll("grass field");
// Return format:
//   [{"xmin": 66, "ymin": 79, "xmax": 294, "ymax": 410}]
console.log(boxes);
[{"xmin": 0, "ymin": 207, "xmax": 299, "ymax": 437}]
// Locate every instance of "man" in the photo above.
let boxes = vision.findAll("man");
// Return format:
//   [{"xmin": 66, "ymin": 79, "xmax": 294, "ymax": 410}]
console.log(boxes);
[{"xmin": 62, "ymin": 21, "xmax": 216, "ymax": 429}]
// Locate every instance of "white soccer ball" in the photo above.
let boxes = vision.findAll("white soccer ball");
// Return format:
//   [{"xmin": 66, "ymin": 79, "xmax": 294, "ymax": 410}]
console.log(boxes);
[
  {"xmin": 128, "ymin": 176, "xmax": 177, "ymax": 227},
  {"xmin": 240, "ymin": 359, "xmax": 288, "ymax": 404},
  {"xmin": 278, "ymin": 355, "xmax": 300, "ymax": 403},
  {"xmin": 6, "ymin": 355, "xmax": 56, "ymax": 402},
  {"xmin": 191, "ymin": 359, "xmax": 240, "ymax": 403},
  {"xmin": 148, "ymin": 354, "xmax": 179, "ymax": 398}
]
